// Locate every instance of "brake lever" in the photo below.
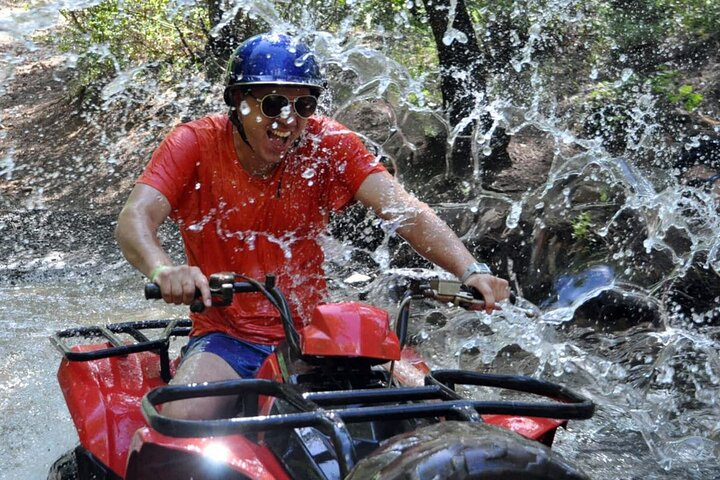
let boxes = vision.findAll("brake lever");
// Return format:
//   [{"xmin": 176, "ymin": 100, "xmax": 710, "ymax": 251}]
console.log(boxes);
[
  {"xmin": 191, "ymin": 273, "xmax": 236, "ymax": 313},
  {"xmin": 423, "ymin": 279, "xmax": 488, "ymax": 308},
  {"xmin": 421, "ymin": 279, "xmax": 534, "ymax": 317}
]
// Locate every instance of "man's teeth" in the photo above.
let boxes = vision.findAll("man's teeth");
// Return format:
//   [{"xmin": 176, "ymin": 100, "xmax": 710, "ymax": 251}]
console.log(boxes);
[{"xmin": 271, "ymin": 130, "xmax": 290, "ymax": 138}]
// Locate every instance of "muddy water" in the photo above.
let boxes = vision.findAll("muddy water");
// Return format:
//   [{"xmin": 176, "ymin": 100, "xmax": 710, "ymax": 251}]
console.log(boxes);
[
  {"xmin": 4, "ymin": 272, "xmax": 718, "ymax": 479},
  {"xmin": 0, "ymin": 277, "xmax": 186, "ymax": 479}
]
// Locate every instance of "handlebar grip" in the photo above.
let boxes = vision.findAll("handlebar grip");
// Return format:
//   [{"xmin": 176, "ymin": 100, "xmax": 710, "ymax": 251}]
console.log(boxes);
[
  {"xmin": 144, "ymin": 283, "xmax": 203, "ymax": 301},
  {"xmin": 461, "ymin": 284, "xmax": 517, "ymax": 304},
  {"xmin": 190, "ymin": 300, "xmax": 206, "ymax": 313},
  {"xmin": 145, "ymin": 283, "xmax": 162, "ymax": 299},
  {"xmin": 460, "ymin": 284, "xmax": 483, "ymax": 300}
]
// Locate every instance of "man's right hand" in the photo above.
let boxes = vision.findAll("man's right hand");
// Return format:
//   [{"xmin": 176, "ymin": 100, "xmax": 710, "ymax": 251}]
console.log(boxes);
[{"xmin": 152, "ymin": 265, "xmax": 212, "ymax": 308}]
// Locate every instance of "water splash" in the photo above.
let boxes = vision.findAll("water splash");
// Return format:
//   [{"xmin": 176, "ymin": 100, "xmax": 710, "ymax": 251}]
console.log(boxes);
[{"xmin": 3, "ymin": 0, "xmax": 720, "ymax": 478}]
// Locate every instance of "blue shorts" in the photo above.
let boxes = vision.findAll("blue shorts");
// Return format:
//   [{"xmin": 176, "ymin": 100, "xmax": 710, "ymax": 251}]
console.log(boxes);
[{"xmin": 180, "ymin": 332, "xmax": 274, "ymax": 378}]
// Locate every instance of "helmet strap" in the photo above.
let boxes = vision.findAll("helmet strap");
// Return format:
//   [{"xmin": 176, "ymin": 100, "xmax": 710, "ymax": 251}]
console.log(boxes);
[{"xmin": 228, "ymin": 108, "xmax": 253, "ymax": 152}]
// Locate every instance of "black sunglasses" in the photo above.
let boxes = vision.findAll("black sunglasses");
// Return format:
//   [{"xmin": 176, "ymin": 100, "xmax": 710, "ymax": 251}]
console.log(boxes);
[{"xmin": 252, "ymin": 94, "xmax": 318, "ymax": 119}]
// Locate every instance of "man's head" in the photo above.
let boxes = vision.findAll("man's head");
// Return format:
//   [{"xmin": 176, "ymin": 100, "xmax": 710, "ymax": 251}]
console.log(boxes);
[{"xmin": 224, "ymin": 33, "xmax": 324, "ymax": 171}]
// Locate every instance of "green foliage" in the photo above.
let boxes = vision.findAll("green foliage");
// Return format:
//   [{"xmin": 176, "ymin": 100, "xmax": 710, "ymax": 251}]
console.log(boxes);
[
  {"xmin": 55, "ymin": 0, "xmax": 206, "ymax": 99},
  {"xmin": 655, "ymin": 0, "xmax": 720, "ymax": 36},
  {"xmin": 572, "ymin": 211, "xmax": 593, "ymax": 240},
  {"xmin": 650, "ymin": 69, "xmax": 704, "ymax": 111},
  {"xmin": 649, "ymin": 68, "xmax": 680, "ymax": 93},
  {"xmin": 588, "ymin": 81, "xmax": 620, "ymax": 101},
  {"xmin": 48, "ymin": 0, "xmax": 717, "ymax": 123},
  {"xmin": 669, "ymin": 84, "xmax": 703, "ymax": 111},
  {"xmin": 594, "ymin": 0, "xmax": 720, "ymax": 60}
]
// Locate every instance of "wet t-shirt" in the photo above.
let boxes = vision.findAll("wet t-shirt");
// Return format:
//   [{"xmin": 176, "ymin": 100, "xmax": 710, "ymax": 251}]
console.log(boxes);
[{"xmin": 137, "ymin": 114, "xmax": 385, "ymax": 344}]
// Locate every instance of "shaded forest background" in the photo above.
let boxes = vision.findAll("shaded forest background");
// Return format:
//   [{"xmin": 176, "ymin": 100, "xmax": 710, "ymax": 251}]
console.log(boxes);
[{"xmin": 1, "ymin": 0, "xmax": 719, "ymax": 297}]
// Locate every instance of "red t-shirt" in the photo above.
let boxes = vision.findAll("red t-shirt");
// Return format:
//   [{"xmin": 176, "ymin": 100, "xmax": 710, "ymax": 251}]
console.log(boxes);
[{"xmin": 137, "ymin": 114, "xmax": 385, "ymax": 344}]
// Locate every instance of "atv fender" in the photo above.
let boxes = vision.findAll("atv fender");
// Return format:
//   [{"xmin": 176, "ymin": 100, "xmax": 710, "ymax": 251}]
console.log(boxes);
[
  {"xmin": 125, "ymin": 427, "xmax": 290, "ymax": 480},
  {"xmin": 56, "ymin": 345, "xmax": 167, "ymax": 478}
]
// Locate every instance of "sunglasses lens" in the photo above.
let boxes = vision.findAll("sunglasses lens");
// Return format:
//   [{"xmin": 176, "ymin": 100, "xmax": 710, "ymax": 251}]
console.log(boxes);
[
  {"xmin": 258, "ymin": 94, "xmax": 318, "ymax": 118},
  {"xmin": 294, "ymin": 96, "xmax": 318, "ymax": 118},
  {"xmin": 261, "ymin": 95, "xmax": 289, "ymax": 117}
]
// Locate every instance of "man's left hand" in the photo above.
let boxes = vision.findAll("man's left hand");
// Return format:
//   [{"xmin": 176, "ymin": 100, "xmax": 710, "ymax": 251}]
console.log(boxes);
[{"xmin": 464, "ymin": 274, "xmax": 510, "ymax": 314}]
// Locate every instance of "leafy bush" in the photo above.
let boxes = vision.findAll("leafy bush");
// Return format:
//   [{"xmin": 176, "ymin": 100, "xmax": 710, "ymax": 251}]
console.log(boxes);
[
  {"xmin": 651, "ymin": 68, "xmax": 704, "ymax": 111},
  {"xmin": 55, "ymin": 0, "xmax": 207, "ymax": 100}
]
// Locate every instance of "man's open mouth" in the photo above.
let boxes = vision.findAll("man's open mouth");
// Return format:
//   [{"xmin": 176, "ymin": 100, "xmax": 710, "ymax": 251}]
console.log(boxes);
[{"xmin": 269, "ymin": 129, "xmax": 290, "ymax": 140}]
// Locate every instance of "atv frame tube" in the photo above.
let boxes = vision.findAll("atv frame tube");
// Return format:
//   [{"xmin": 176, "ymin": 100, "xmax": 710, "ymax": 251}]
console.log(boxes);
[
  {"xmin": 50, "ymin": 319, "xmax": 192, "ymax": 383},
  {"xmin": 142, "ymin": 371, "xmax": 594, "ymax": 477}
]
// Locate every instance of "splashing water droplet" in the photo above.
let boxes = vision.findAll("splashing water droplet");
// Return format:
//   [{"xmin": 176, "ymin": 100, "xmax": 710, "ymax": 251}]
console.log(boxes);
[
  {"xmin": 442, "ymin": 28, "xmax": 468, "ymax": 46},
  {"xmin": 239, "ymin": 101, "xmax": 251, "ymax": 116},
  {"xmin": 506, "ymin": 201, "xmax": 522, "ymax": 229},
  {"xmin": 301, "ymin": 168, "xmax": 315, "ymax": 179}
]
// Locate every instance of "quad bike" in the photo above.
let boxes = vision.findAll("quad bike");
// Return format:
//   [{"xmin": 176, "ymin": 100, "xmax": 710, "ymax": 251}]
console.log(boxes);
[{"xmin": 49, "ymin": 273, "xmax": 595, "ymax": 479}]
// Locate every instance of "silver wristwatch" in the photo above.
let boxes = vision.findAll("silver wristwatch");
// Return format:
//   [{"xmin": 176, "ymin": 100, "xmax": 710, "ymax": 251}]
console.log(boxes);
[{"xmin": 460, "ymin": 261, "xmax": 493, "ymax": 283}]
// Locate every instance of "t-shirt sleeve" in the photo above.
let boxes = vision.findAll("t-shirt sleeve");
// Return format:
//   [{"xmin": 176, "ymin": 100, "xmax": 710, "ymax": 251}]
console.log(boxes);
[
  {"xmin": 136, "ymin": 125, "xmax": 200, "ymax": 210},
  {"xmin": 322, "ymin": 121, "xmax": 386, "ymax": 212}
]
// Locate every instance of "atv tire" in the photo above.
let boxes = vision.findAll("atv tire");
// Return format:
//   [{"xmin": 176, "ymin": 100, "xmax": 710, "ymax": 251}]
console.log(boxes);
[
  {"xmin": 346, "ymin": 421, "xmax": 588, "ymax": 480},
  {"xmin": 48, "ymin": 449, "xmax": 79, "ymax": 480}
]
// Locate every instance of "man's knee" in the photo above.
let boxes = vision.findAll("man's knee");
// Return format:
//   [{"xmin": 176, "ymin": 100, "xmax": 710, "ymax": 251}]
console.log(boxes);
[{"xmin": 162, "ymin": 351, "xmax": 241, "ymax": 419}]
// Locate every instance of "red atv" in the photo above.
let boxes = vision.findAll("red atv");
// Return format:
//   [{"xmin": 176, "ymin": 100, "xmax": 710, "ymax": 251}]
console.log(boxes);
[{"xmin": 49, "ymin": 273, "xmax": 594, "ymax": 480}]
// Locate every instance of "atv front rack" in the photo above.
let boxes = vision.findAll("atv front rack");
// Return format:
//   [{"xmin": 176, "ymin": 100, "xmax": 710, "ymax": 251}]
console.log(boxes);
[
  {"xmin": 142, "ymin": 371, "xmax": 594, "ymax": 477},
  {"xmin": 50, "ymin": 319, "xmax": 192, "ymax": 382}
]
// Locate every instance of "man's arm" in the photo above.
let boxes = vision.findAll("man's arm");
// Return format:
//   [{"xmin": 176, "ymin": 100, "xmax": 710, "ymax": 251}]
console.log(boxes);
[
  {"xmin": 115, "ymin": 183, "xmax": 211, "ymax": 307},
  {"xmin": 354, "ymin": 171, "xmax": 509, "ymax": 312}
]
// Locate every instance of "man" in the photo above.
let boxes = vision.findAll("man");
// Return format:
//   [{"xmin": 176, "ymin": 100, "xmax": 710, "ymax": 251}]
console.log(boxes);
[{"xmin": 115, "ymin": 32, "xmax": 509, "ymax": 419}]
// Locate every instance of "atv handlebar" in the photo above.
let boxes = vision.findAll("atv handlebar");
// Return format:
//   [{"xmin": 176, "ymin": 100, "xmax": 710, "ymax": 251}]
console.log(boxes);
[
  {"xmin": 394, "ymin": 279, "xmax": 522, "ymax": 349},
  {"xmin": 416, "ymin": 278, "xmax": 518, "ymax": 308},
  {"xmin": 144, "ymin": 274, "xmax": 521, "ymax": 359},
  {"xmin": 146, "ymin": 273, "xmax": 303, "ymax": 355},
  {"xmin": 144, "ymin": 271, "xmax": 260, "ymax": 313}
]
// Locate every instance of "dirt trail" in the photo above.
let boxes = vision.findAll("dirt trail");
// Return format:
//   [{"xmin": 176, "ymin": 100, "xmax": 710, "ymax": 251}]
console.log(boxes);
[{"xmin": 0, "ymin": 18, "xmax": 176, "ymax": 283}]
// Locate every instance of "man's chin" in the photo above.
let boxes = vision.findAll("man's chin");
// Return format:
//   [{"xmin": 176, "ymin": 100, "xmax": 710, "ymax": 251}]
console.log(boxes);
[{"xmin": 255, "ymin": 154, "xmax": 284, "ymax": 172}]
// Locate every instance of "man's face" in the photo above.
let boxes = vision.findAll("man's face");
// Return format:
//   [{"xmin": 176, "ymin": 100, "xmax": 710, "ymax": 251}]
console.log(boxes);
[{"xmin": 234, "ymin": 85, "xmax": 314, "ymax": 168}]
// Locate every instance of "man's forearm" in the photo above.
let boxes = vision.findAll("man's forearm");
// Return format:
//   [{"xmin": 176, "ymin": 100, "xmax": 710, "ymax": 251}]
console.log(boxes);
[
  {"xmin": 395, "ymin": 207, "xmax": 476, "ymax": 279},
  {"xmin": 115, "ymin": 207, "xmax": 173, "ymax": 278}
]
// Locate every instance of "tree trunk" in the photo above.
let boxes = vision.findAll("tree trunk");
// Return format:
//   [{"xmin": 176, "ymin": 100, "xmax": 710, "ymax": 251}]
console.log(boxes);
[
  {"xmin": 421, "ymin": 0, "xmax": 508, "ymax": 178},
  {"xmin": 205, "ymin": 1, "xmax": 261, "ymax": 78}
]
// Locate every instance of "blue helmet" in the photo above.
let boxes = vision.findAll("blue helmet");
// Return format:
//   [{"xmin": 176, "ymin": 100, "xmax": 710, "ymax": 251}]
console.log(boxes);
[{"xmin": 223, "ymin": 33, "xmax": 325, "ymax": 106}]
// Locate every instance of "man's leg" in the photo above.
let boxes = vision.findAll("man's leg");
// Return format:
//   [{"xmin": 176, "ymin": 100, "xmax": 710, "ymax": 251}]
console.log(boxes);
[{"xmin": 162, "ymin": 351, "xmax": 241, "ymax": 419}]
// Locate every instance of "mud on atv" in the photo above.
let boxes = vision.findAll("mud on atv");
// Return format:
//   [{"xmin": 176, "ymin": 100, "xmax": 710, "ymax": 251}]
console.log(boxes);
[{"xmin": 49, "ymin": 273, "xmax": 594, "ymax": 479}]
